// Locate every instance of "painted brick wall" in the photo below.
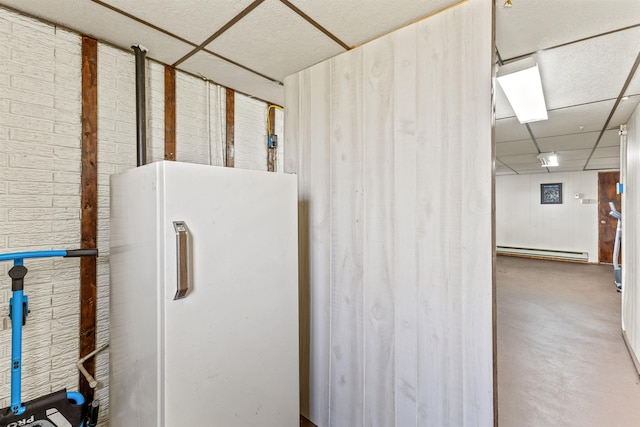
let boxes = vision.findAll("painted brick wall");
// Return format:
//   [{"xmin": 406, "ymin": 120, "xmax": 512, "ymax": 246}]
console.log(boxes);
[
  {"xmin": 0, "ymin": 5, "xmax": 84, "ymax": 411},
  {"xmin": 0, "ymin": 7, "xmax": 282, "ymax": 426},
  {"xmin": 208, "ymin": 83, "xmax": 226, "ymax": 167},
  {"xmin": 235, "ymin": 93, "xmax": 269, "ymax": 171},
  {"xmin": 176, "ymin": 72, "xmax": 210, "ymax": 164},
  {"xmin": 147, "ymin": 61, "xmax": 165, "ymax": 163}
]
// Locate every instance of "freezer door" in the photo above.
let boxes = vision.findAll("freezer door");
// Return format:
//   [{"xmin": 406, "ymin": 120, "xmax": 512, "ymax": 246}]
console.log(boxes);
[{"xmin": 160, "ymin": 162, "xmax": 299, "ymax": 426}]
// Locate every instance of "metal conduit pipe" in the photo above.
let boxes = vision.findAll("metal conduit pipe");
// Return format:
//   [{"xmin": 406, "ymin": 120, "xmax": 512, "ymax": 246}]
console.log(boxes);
[{"xmin": 132, "ymin": 45, "xmax": 148, "ymax": 167}]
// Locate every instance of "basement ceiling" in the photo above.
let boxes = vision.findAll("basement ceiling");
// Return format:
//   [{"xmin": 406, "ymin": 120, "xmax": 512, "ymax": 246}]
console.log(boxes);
[
  {"xmin": 0, "ymin": 0, "xmax": 462, "ymax": 104},
  {"xmin": 495, "ymin": 0, "xmax": 640, "ymax": 174},
  {"xmin": 0, "ymin": 0, "xmax": 638, "ymax": 174}
]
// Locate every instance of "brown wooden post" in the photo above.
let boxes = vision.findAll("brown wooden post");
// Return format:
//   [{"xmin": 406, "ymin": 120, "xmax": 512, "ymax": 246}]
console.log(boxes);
[
  {"xmin": 80, "ymin": 35, "xmax": 98, "ymax": 401},
  {"xmin": 164, "ymin": 66, "xmax": 176, "ymax": 161},
  {"xmin": 267, "ymin": 106, "xmax": 276, "ymax": 172},
  {"xmin": 225, "ymin": 88, "xmax": 235, "ymax": 167}
]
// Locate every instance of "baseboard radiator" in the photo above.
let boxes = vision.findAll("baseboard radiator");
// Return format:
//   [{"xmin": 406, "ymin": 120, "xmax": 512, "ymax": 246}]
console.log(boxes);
[{"xmin": 497, "ymin": 246, "xmax": 589, "ymax": 262}]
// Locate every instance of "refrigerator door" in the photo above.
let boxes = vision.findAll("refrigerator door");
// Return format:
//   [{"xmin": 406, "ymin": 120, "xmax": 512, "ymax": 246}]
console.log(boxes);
[{"xmin": 159, "ymin": 162, "xmax": 299, "ymax": 426}]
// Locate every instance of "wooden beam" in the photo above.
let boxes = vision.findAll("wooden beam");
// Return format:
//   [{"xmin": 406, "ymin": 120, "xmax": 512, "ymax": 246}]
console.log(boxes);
[
  {"xmin": 225, "ymin": 88, "xmax": 235, "ymax": 167},
  {"xmin": 164, "ymin": 66, "xmax": 176, "ymax": 161},
  {"xmin": 80, "ymin": 35, "xmax": 98, "ymax": 401},
  {"xmin": 267, "ymin": 106, "xmax": 276, "ymax": 172}
]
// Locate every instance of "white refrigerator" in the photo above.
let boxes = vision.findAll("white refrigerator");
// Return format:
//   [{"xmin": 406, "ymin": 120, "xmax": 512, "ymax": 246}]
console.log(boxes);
[{"xmin": 109, "ymin": 161, "xmax": 299, "ymax": 426}]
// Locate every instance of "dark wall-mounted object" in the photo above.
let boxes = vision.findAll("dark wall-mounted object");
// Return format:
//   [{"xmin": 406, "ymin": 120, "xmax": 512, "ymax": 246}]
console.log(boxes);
[{"xmin": 541, "ymin": 183, "xmax": 563, "ymax": 204}]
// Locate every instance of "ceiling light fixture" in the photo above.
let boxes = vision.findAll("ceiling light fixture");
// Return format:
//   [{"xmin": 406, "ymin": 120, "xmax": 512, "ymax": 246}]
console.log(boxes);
[
  {"xmin": 537, "ymin": 152, "xmax": 559, "ymax": 167},
  {"xmin": 503, "ymin": 0, "xmax": 513, "ymax": 7},
  {"xmin": 497, "ymin": 57, "xmax": 548, "ymax": 123}
]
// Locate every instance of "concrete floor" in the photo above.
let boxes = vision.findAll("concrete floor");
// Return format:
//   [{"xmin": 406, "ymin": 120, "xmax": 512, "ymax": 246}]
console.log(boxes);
[{"xmin": 497, "ymin": 256, "xmax": 640, "ymax": 427}]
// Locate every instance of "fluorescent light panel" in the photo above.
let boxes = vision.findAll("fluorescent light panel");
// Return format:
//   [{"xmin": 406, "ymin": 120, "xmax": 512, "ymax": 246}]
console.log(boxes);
[{"xmin": 497, "ymin": 58, "xmax": 548, "ymax": 124}]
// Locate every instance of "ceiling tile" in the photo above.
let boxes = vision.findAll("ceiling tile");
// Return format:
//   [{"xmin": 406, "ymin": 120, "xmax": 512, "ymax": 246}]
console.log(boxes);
[
  {"xmin": 536, "ymin": 132, "xmax": 599, "ymax": 152},
  {"xmin": 591, "ymin": 146, "xmax": 620, "ymax": 159},
  {"xmin": 610, "ymin": 95, "xmax": 640, "ymax": 127},
  {"xmin": 536, "ymin": 26, "xmax": 640, "ymax": 111},
  {"xmin": 528, "ymin": 100, "xmax": 615, "ymax": 139},
  {"xmin": 512, "ymin": 164, "xmax": 548, "ymax": 174},
  {"xmin": 206, "ymin": 0, "xmax": 345, "ymax": 81},
  {"xmin": 496, "ymin": 140, "xmax": 537, "ymax": 157},
  {"xmin": 495, "ymin": 117, "xmax": 530, "ymax": 142},
  {"xmin": 496, "ymin": 165, "xmax": 517, "ymax": 176},
  {"xmin": 626, "ymin": 65, "xmax": 640, "ymax": 96},
  {"xmin": 100, "ymin": 0, "xmax": 256, "ymax": 44},
  {"xmin": 599, "ymin": 129, "xmax": 622, "ymax": 147},
  {"xmin": 548, "ymin": 166, "xmax": 587, "ymax": 173},
  {"xmin": 549, "ymin": 158, "xmax": 589, "ymax": 168},
  {"xmin": 496, "ymin": 0, "xmax": 640, "ymax": 60},
  {"xmin": 179, "ymin": 51, "xmax": 284, "ymax": 105},
  {"xmin": 585, "ymin": 157, "xmax": 620, "ymax": 169},
  {"xmin": 555, "ymin": 150, "xmax": 590, "ymax": 161},
  {"xmin": 288, "ymin": 0, "xmax": 461, "ymax": 47},
  {"xmin": 498, "ymin": 153, "xmax": 539, "ymax": 165},
  {"xmin": 0, "ymin": 0, "xmax": 193, "ymax": 65}
]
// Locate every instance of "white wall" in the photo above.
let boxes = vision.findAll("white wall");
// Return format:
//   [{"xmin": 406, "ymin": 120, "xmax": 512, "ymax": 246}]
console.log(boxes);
[
  {"xmin": 0, "ymin": 6, "xmax": 283, "ymax": 425},
  {"xmin": 496, "ymin": 171, "xmax": 599, "ymax": 262},
  {"xmin": 0, "ymin": 6, "xmax": 84, "ymax": 409},
  {"xmin": 285, "ymin": 1, "xmax": 493, "ymax": 425},
  {"xmin": 623, "ymin": 105, "xmax": 640, "ymax": 368}
]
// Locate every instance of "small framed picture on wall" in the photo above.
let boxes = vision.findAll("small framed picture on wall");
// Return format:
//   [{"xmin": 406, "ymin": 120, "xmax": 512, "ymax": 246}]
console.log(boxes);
[{"xmin": 541, "ymin": 183, "xmax": 562, "ymax": 204}]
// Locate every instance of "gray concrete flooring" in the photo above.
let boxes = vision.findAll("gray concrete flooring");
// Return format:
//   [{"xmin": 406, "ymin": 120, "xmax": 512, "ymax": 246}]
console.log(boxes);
[{"xmin": 497, "ymin": 256, "xmax": 640, "ymax": 427}]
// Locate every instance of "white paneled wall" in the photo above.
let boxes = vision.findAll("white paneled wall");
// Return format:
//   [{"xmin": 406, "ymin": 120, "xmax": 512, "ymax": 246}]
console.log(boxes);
[
  {"xmin": 285, "ymin": 1, "xmax": 494, "ymax": 425},
  {"xmin": 496, "ymin": 171, "xmax": 599, "ymax": 262},
  {"xmin": 0, "ymin": 6, "xmax": 278, "ymax": 426},
  {"xmin": 623, "ymin": 105, "xmax": 640, "ymax": 369}
]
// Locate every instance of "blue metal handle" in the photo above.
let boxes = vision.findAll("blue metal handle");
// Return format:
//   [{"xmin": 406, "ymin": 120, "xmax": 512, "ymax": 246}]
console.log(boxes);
[
  {"xmin": 1, "ymin": 249, "xmax": 98, "ymax": 415},
  {"xmin": 0, "ymin": 249, "xmax": 98, "ymax": 263}
]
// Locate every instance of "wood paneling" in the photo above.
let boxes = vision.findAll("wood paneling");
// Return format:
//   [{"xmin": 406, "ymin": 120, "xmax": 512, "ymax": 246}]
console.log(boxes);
[
  {"xmin": 329, "ymin": 49, "xmax": 364, "ymax": 427},
  {"xmin": 623, "ymin": 110, "xmax": 640, "ymax": 373},
  {"xmin": 225, "ymin": 88, "xmax": 235, "ymax": 167},
  {"xmin": 80, "ymin": 35, "xmax": 98, "ymax": 400},
  {"xmin": 362, "ymin": 34, "xmax": 395, "ymax": 427},
  {"xmin": 598, "ymin": 171, "xmax": 621, "ymax": 264},
  {"xmin": 284, "ymin": 1, "xmax": 494, "ymax": 425},
  {"xmin": 392, "ymin": 25, "xmax": 419, "ymax": 427},
  {"xmin": 164, "ymin": 66, "xmax": 176, "ymax": 161}
]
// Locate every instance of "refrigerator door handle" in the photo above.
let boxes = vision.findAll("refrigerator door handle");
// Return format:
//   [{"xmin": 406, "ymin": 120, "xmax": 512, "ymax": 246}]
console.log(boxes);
[{"xmin": 173, "ymin": 221, "xmax": 190, "ymax": 300}]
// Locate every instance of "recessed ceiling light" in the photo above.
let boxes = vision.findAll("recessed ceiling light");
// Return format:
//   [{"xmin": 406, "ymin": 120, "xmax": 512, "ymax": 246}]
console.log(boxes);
[
  {"xmin": 538, "ymin": 152, "xmax": 559, "ymax": 167},
  {"xmin": 497, "ymin": 57, "xmax": 548, "ymax": 123}
]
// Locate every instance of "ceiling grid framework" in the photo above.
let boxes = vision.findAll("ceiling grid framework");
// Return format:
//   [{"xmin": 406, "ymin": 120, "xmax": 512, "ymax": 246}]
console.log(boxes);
[
  {"xmin": 0, "ymin": 0, "xmax": 638, "ymax": 173},
  {"xmin": 0, "ymin": 0, "xmax": 466, "ymax": 105},
  {"xmin": 495, "ymin": 0, "xmax": 640, "ymax": 175}
]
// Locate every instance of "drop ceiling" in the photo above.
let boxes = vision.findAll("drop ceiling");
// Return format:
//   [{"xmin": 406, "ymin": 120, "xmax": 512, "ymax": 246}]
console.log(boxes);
[
  {"xmin": 0, "ymin": 0, "xmax": 638, "ymax": 174},
  {"xmin": 0, "ymin": 0, "xmax": 463, "ymax": 105},
  {"xmin": 495, "ymin": 0, "xmax": 640, "ymax": 174}
]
